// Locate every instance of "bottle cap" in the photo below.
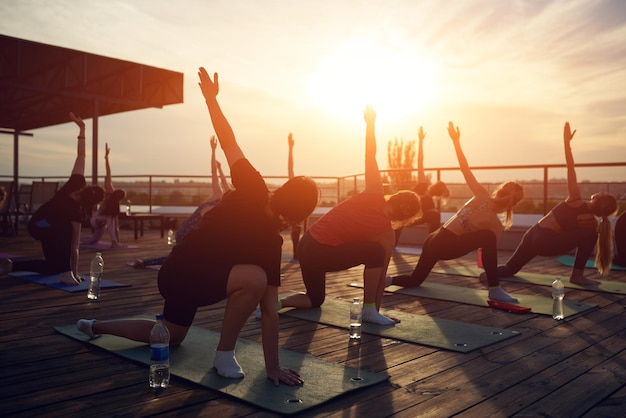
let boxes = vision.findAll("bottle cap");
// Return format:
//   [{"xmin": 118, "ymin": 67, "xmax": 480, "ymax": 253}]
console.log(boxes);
[{"xmin": 156, "ymin": 313, "xmax": 164, "ymax": 320}]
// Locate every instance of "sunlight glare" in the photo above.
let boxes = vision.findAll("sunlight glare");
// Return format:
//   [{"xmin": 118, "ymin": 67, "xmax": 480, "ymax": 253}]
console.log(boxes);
[{"xmin": 308, "ymin": 38, "xmax": 439, "ymax": 123}]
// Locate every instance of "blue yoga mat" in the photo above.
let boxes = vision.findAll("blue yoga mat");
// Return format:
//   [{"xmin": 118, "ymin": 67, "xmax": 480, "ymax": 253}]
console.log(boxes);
[{"xmin": 8, "ymin": 271, "xmax": 130, "ymax": 292}]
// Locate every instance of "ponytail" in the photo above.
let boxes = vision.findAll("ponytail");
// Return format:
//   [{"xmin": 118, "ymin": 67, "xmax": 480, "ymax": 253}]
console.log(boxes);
[{"xmin": 594, "ymin": 215, "xmax": 614, "ymax": 276}]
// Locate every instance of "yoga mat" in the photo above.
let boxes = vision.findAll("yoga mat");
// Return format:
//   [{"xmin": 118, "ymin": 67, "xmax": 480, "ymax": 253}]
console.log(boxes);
[
  {"xmin": 280, "ymin": 296, "xmax": 519, "ymax": 353},
  {"xmin": 81, "ymin": 242, "xmax": 140, "ymax": 250},
  {"xmin": 350, "ymin": 282, "xmax": 596, "ymax": 318},
  {"xmin": 55, "ymin": 322, "xmax": 388, "ymax": 415},
  {"xmin": 8, "ymin": 271, "xmax": 130, "ymax": 292},
  {"xmin": 394, "ymin": 246, "xmax": 422, "ymax": 255},
  {"xmin": 430, "ymin": 265, "xmax": 626, "ymax": 295},
  {"xmin": 556, "ymin": 254, "xmax": 626, "ymax": 272}
]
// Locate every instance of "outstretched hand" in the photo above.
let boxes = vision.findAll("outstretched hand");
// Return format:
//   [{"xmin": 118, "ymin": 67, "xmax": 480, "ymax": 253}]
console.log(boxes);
[
  {"xmin": 447, "ymin": 122, "xmax": 460, "ymax": 142},
  {"xmin": 198, "ymin": 67, "xmax": 219, "ymax": 101},
  {"xmin": 418, "ymin": 126, "xmax": 427, "ymax": 141},
  {"xmin": 210, "ymin": 135, "xmax": 217, "ymax": 150},
  {"xmin": 105, "ymin": 143, "xmax": 110, "ymax": 159},
  {"xmin": 564, "ymin": 122, "xmax": 576, "ymax": 143},
  {"xmin": 288, "ymin": 132, "xmax": 294, "ymax": 148},
  {"xmin": 364, "ymin": 104, "xmax": 376, "ymax": 124},
  {"xmin": 69, "ymin": 112, "xmax": 85, "ymax": 129}
]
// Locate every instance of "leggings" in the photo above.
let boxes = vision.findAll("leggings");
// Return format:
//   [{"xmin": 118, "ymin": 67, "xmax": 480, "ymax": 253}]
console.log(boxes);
[
  {"xmin": 395, "ymin": 227, "xmax": 498, "ymax": 287},
  {"xmin": 298, "ymin": 231, "xmax": 386, "ymax": 307},
  {"xmin": 13, "ymin": 221, "xmax": 72, "ymax": 275},
  {"xmin": 498, "ymin": 224, "xmax": 596, "ymax": 276}
]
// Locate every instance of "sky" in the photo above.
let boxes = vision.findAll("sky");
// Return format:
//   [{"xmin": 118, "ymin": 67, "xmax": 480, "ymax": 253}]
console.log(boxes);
[{"xmin": 1, "ymin": 0, "xmax": 625, "ymax": 183}]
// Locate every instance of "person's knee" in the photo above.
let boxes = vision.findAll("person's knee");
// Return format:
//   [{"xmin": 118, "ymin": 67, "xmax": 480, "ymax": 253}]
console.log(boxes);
[
  {"xmin": 164, "ymin": 321, "xmax": 189, "ymax": 346},
  {"xmin": 228, "ymin": 265, "xmax": 267, "ymax": 298},
  {"xmin": 170, "ymin": 334, "xmax": 185, "ymax": 346}
]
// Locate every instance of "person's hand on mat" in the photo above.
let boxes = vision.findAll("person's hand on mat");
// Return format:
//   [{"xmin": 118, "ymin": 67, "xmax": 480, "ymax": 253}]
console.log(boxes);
[
  {"xmin": 59, "ymin": 270, "xmax": 83, "ymax": 286},
  {"xmin": 268, "ymin": 366, "xmax": 303, "ymax": 387}
]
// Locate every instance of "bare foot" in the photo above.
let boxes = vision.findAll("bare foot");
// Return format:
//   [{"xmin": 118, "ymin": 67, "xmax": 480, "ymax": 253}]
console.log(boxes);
[{"xmin": 570, "ymin": 276, "xmax": 600, "ymax": 285}]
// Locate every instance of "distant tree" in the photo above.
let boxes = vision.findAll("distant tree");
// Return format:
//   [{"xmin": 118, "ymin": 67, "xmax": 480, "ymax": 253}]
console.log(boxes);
[{"xmin": 386, "ymin": 138, "xmax": 416, "ymax": 191}]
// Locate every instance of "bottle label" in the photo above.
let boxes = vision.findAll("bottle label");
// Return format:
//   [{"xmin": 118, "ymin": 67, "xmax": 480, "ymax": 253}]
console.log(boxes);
[{"xmin": 150, "ymin": 346, "xmax": 169, "ymax": 361}]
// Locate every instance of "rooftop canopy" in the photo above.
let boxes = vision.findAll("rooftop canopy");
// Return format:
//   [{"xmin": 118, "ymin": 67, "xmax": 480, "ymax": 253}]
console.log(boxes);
[{"xmin": 0, "ymin": 34, "xmax": 184, "ymax": 183}]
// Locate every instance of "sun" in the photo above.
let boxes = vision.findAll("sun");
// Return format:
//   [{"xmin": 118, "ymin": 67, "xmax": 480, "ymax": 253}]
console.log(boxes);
[{"xmin": 307, "ymin": 37, "xmax": 440, "ymax": 123}]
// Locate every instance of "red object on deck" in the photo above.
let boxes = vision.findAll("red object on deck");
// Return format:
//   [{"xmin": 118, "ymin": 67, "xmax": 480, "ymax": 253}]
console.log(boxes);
[{"xmin": 487, "ymin": 300, "xmax": 532, "ymax": 314}]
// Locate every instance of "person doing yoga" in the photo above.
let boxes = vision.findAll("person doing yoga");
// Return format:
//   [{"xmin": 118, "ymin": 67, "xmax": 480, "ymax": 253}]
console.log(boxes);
[
  {"xmin": 389, "ymin": 122, "xmax": 524, "ymax": 302},
  {"xmin": 280, "ymin": 105, "xmax": 421, "ymax": 324},
  {"xmin": 77, "ymin": 68, "xmax": 319, "ymax": 386},
  {"xmin": 492, "ymin": 122, "xmax": 617, "ymax": 285}
]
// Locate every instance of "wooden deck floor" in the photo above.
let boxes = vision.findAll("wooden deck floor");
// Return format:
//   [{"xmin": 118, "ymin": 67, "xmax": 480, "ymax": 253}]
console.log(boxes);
[{"xmin": 1, "ymin": 227, "xmax": 625, "ymax": 417}]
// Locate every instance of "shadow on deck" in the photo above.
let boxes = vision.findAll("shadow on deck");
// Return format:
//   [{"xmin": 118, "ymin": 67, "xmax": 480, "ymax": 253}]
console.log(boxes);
[{"xmin": 0, "ymin": 227, "xmax": 624, "ymax": 417}]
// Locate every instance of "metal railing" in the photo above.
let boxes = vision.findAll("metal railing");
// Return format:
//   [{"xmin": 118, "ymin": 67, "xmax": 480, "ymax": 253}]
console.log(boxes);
[{"xmin": 2, "ymin": 161, "xmax": 625, "ymax": 217}]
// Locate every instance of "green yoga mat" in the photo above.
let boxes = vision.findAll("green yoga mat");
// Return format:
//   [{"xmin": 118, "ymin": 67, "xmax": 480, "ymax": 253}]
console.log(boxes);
[
  {"xmin": 55, "ymin": 322, "xmax": 387, "ymax": 415},
  {"xmin": 280, "ymin": 296, "xmax": 519, "ymax": 353},
  {"xmin": 351, "ymin": 281, "xmax": 596, "ymax": 317},
  {"xmin": 556, "ymin": 254, "xmax": 626, "ymax": 272},
  {"xmin": 431, "ymin": 265, "xmax": 626, "ymax": 295}
]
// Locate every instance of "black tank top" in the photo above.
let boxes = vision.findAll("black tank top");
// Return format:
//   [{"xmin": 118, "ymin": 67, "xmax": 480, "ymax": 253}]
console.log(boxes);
[{"xmin": 551, "ymin": 202, "xmax": 591, "ymax": 231}]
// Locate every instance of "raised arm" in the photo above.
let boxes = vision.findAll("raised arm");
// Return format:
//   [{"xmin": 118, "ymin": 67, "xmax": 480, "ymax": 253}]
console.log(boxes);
[
  {"xmin": 417, "ymin": 126, "xmax": 427, "ymax": 184},
  {"xmin": 447, "ymin": 122, "xmax": 487, "ymax": 198},
  {"xmin": 209, "ymin": 136, "xmax": 222, "ymax": 198},
  {"xmin": 198, "ymin": 68, "xmax": 245, "ymax": 168},
  {"xmin": 364, "ymin": 105, "xmax": 384, "ymax": 193},
  {"xmin": 104, "ymin": 143, "xmax": 113, "ymax": 193},
  {"xmin": 217, "ymin": 161, "xmax": 232, "ymax": 192},
  {"xmin": 69, "ymin": 112, "xmax": 86, "ymax": 176},
  {"xmin": 287, "ymin": 133, "xmax": 295, "ymax": 180},
  {"xmin": 563, "ymin": 122, "xmax": 582, "ymax": 201}
]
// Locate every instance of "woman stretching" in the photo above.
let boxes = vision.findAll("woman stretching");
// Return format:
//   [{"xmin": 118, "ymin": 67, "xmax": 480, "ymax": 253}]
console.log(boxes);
[
  {"xmin": 132, "ymin": 135, "xmax": 230, "ymax": 268},
  {"xmin": 494, "ymin": 122, "xmax": 617, "ymax": 285},
  {"xmin": 281, "ymin": 105, "xmax": 421, "ymax": 324},
  {"xmin": 390, "ymin": 122, "xmax": 524, "ymax": 302},
  {"xmin": 81, "ymin": 143, "xmax": 126, "ymax": 247},
  {"xmin": 0, "ymin": 113, "xmax": 104, "ymax": 284},
  {"xmin": 77, "ymin": 68, "xmax": 319, "ymax": 385}
]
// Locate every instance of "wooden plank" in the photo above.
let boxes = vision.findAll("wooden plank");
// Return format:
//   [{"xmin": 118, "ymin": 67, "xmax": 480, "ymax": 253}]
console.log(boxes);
[{"xmin": 0, "ymin": 226, "xmax": 624, "ymax": 417}]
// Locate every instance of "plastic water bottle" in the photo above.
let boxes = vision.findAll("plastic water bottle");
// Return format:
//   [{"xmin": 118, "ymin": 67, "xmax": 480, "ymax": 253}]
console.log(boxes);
[
  {"xmin": 149, "ymin": 313, "xmax": 170, "ymax": 389},
  {"xmin": 552, "ymin": 277, "xmax": 565, "ymax": 320},
  {"xmin": 349, "ymin": 297, "xmax": 362, "ymax": 339},
  {"xmin": 125, "ymin": 200, "xmax": 132, "ymax": 216},
  {"xmin": 167, "ymin": 229, "xmax": 174, "ymax": 245},
  {"xmin": 87, "ymin": 252, "xmax": 104, "ymax": 300}
]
